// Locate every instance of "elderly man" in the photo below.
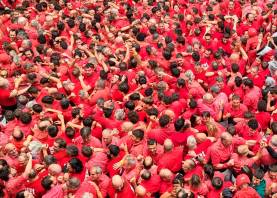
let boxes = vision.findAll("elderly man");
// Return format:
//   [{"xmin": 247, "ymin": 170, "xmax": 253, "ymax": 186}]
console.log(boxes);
[
  {"xmin": 206, "ymin": 132, "xmax": 238, "ymax": 180},
  {"xmin": 89, "ymin": 166, "xmax": 110, "ymax": 197},
  {"xmin": 107, "ymin": 175, "xmax": 135, "ymax": 198},
  {"xmin": 261, "ymin": 135, "xmax": 277, "ymax": 165},
  {"xmin": 157, "ymin": 139, "xmax": 183, "ymax": 173},
  {"xmin": 0, "ymin": 76, "xmax": 30, "ymax": 112}
]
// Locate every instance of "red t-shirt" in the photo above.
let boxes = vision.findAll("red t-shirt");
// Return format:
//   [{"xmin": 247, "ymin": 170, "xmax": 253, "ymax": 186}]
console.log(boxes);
[{"xmin": 0, "ymin": 88, "xmax": 16, "ymax": 107}]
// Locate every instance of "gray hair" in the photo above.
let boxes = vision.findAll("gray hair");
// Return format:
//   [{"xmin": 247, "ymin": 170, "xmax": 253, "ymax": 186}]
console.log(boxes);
[
  {"xmin": 184, "ymin": 70, "xmax": 195, "ymax": 81},
  {"xmin": 115, "ymin": 109, "xmax": 125, "ymax": 120},
  {"xmin": 92, "ymin": 165, "xmax": 102, "ymax": 174},
  {"xmin": 95, "ymin": 79, "xmax": 105, "ymax": 90},
  {"xmin": 187, "ymin": 135, "xmax": 197, "ymax": 148},
  {"xmin": 125, "ymin": 154, "xmax": 137, "ymax": 166},
  {"xmin": 67, "ymin": 177, "xmax": 80, "ymax": 189}
]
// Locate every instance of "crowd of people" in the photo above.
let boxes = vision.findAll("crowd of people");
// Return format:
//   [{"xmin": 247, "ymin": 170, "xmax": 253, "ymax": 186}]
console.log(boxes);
[{"xmin": 0, "ymin": 0, "xmax": 277, "ymax": 197}]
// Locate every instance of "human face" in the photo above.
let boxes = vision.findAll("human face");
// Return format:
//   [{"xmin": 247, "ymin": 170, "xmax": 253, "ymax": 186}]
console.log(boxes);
[
  {"xmin": 147, "ymin": 144, "xmax": 157, "ymax": 154},
  {"xmin": 227, "ymin": 1, "xmax": 234, "ymax": 9},
  {"xmin": 102, "ymin": 134, "xmax": 112, "ymax": 145},
  {"xmin": 232, "ymin": 99, "xmax": 240, "ymax": 108},
  {"xmin": 113, "ymin": 182, "xmax": 124, "ymax": 192},
  {"xmin": 252, "ymin": 176, "xmax": 261, "ymax": 185},
  {"xmin": 247, "ymin": 13, "xmax": 254, "ymax": 22},
  {"xmin": 222, "ymin": 137, "xmax": 232, "ymax": 147},
  {"xmin": 205, "ymin": 35, "xmax": 211, "ymax": 43},
  {"xmin": 269, "ymin": 171, "xmax": 277, "ymax": 181},
  {"xmin": 9, "ymin": 31, "xmax": 16, "ymax": 40},
  {"xmin": 7, "ymin": 145, "xmax": 18, "ymax": 157},
  {"xmin": 53, "ymin": 142, "xmax": 60, "ymax": 152},
  {"xmin": 90, "ymin": 169, "xmax": 99, "ymax": 181}
]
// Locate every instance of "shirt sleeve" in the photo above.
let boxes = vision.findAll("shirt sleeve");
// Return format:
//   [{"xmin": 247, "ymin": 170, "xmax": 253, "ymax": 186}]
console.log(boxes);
[
  {"xmin": 210, "ymin": 147, "xmax": 222, "ymax": 165},
  {"xmin": 6, "ymin": 175, "xmax": 26, "ymax": 194}
]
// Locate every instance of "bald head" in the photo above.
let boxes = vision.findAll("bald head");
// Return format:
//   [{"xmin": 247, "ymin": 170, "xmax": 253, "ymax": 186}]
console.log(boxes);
[
  {"xmin": 182, "ymin": 159, "xmax": 195, "ymax": 171},
  {"xmin": 220, "ymin": 132, "xmax": 233, "ymax": 147},
  {"xmin": 164, "ymin": 139, "xmax": 173, "ymax": 152},
  {"xmin": 48, "ymin": 164, "xmax": 62, "ymax": 176},
  {"xmin": 195, "ymin": 133, "xmax": 207, "ymax": 143},
  {"xmin": 102, "ymin": 129, "xmax": 112, "ymax": 137},
  {"xmin": 135, "ymin": 185, "xmax": 146, "ymax": 197},
  {"xmin": 164, "ymin": 109, "xmax": 175, "ymax": 120},
  {"xmin": 159, "ymin": 169, "xmax": 172, "ymax": 180},
  {"xmin": 112, "ymin": 175, "xmax": 124, "ymax": 188},
  {"xmin": 203, "ymin": 93, "xmax": 214, "ymax": 104},
  {"xmin": 121, "ymin": 121, "xmax": 134, "ymax": 132},
  {"xmin": 230, "ymin": 53, "xmax": 240, "ymax": 62},
  {"xmin": 0, "ymin": 77, "xmax": 9, "ymax": 88},
  {"xmin": 187, "ymin": 135, "xmax": 197, "ymax": 149}
]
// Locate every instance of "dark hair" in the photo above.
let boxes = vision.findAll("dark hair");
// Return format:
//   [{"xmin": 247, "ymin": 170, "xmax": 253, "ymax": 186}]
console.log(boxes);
[
  {"xmin": 108, "ymin": 144, "xmax": 120, "ymax": 157},
  {"xmin": 68, "ymin": 158, "xmax": 83, "ymax": 173},
  {"xmin": 128, "ymin": 111, "xmax": 139, "ymax": 124},
  {"xmin": 145, "ymin": 88, "xmax": 153, "ymax": 96},
  {"xmin": 118, "ymin": 82, "xmax": 129, "ymax": 94},
  {"xmin": 38, "ymin": 34, "xmax": 46, "ymax": 44},
  {"xmin": 253, "ymin": 167, "xmax": 265, "ymax": 179},
  {"xmin": 227, "ymin": 125, "xmax": 236, "ymax": 136},
  {"xmin": 44, "ymin": 155, "xmax": 57, "ymax": 166},
  {"xmin": 141, "ymin": 170, "xmax": 151, "ymax": 180},
  {"xmin": 83, "ymin": 117, "xmax": 93, "ymax": 127},
  {"xmin": 243, "ymin": 78, "xmax": 254, "ymax": 88},
  {"xmin": 159, "ymin": 114, "xmax": 170, "ymax": 127},
  {"xmin": 231, "ymin": 63, "xmax": 239, "ymax": 73},
  {"xmin": 42, "ymin": 95, "xmax": 54, "ymax": 104},
  {"xmin": 130, "ymin": 93, "xmax": 140, "ymax": 101},
  {"xmin": 41, "ymin": 176, "xmax": 53, "ymax": 190},
  {"xmin": 248, "ymin": 119, "xmax": 259, "ymax": 130},
  {"xmin": 80, "ymin": 127, "xmax": 91, "ymax": 139},
  {"xmin": 4, "ymin": 110, "xmax": 15, "ymax": 121},
  {"xmin": 47, "ymin": 125, "xmax": 59, "ymax": 138},
  {"xmin": 177, "ymin": 78, "xmax": 185, "ymax": 87},
  {"xmin": 55, "ymin": 138, "xmax": 67, "ymax": 148},
  {"xmin": 103, "ymin": 107, "xmax": 113, "ymax": 118},
  {"xmin": 204, "ymin": 164, "xmax": 214, "ymax": 179},
  {"xmin": 192, "ymin": 51, "xmax": 200, "ymax": 62},
  {"xmin": 234, "ymin": 76, "xmax": 242, "ymax": 87},
  {"xmin": 257, "ymin": 100, "xmax": 267, "ymax": 112},
  {"xmin": 0, "ymin": 165, "xmax": 10, "ymax": 181},
  {"xmin": 132, "ymin": 129, "xmax": 144, "ymax": 140},
  {"xmin": 191, "ymin": 174, "xmax": 201, "ymax": 187},
  {"xmin": 241, "ymin": 165, "xmax": 253, "ymax": 180},
  {"xmin": 212, "ymin": 177, "xmax": 223, "ymax": 190},
  {"xmin": 271, "ymin": 122, "xmax": 277, "ymax": 135},
  {"xmin": 71, "ymin": 108, "xmax": 81, "ymax": 118},
  {"xmin": 66, "ymin": 145, "xmax": 79, "ymax": 157},
  {"xmin": 81, "ymin": 146, "xmax": 93, "ymax": 158},
  {"xmin": 174, "ymin": 118, "xmax": 185, "ymax": 131},
  {"xmin": 65, "ymin": 127, "xmax": 75, "ymax": 139},
  {"xmin": 19, "ymin": 112, "xmax": 32, "ymax": 124},
  {"xmin": 67, "ymin": 18, "xmax": 75, "ymax": 28}
]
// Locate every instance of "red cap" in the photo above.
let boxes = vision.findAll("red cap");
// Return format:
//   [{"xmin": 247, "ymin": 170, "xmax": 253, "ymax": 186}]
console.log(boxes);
[{"xmin": 236, "ymin": 174, "xmax": 250, "ymax": 188}]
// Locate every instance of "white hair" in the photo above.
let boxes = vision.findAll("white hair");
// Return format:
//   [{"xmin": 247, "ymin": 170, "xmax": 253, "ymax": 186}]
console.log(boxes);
[
  {"xmin": 115, "ymin": 109, "xmax": 125, "ymax": 120},
  {"xmin": 187, "ymin": 135, "xmax": 197, "ymax": 148}
]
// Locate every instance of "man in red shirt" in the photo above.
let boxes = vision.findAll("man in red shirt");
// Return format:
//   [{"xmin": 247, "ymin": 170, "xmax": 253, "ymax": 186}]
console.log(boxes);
[
  {"xmin": 223, "ymin": 94, "xmax": 248, "ymax": 124},
  {"xmin": 89, "ymin": 165, "xmax": 110, "ymax": 197},
  {"xmin": 233, "ymin": 174, "xmax": 260, "ymax": 198},
  {"xmin": 242, "ymin": 78, "xmax": 262, "ymax": 112},
  {"xmin": 107, "ymin": 175, "xmax": 135, "ymax": 198}
]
